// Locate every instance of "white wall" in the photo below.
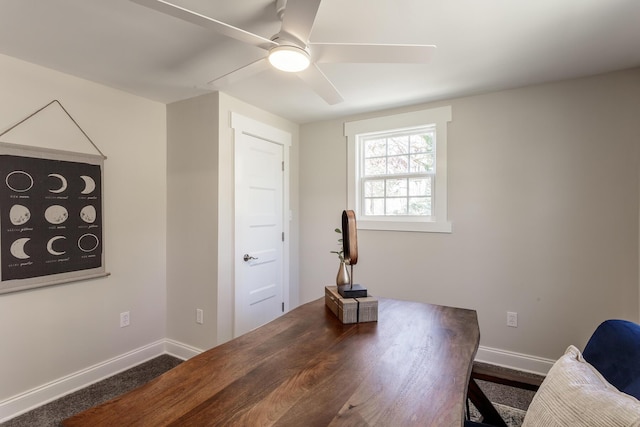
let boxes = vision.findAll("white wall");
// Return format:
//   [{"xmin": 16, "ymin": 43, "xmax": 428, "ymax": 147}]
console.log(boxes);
[
  {"xmin": 0, "ymin": 53, "xmax": 166, "ymax": 403},
  {"xmin": 165, "ymin": 92, "xmax": 299, "ymax": 349},
  {"xmin": 300, "ymin": 68, "xmax": 640, "ymax": 372},
  {"xmin": 166, "ymin": 93, "xmax": 219, "ymax": 351}
]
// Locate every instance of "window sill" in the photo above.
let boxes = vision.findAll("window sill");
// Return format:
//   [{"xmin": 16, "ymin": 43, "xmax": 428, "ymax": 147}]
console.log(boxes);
[{"xmin": 357, "ymin": 219, "xmax": 452, "ymax": 233}]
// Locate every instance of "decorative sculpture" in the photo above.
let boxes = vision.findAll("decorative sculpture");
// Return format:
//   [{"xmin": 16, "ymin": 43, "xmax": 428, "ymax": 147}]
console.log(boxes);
[{"xmin": 339, "ymin": 210, "xmax": 368, "ymax": 298}]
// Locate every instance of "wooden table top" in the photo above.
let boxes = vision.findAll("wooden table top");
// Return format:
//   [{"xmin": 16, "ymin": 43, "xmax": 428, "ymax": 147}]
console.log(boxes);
[{"xmin": 63, "ymin": 297, "xmax": 480, "ymax": 427}]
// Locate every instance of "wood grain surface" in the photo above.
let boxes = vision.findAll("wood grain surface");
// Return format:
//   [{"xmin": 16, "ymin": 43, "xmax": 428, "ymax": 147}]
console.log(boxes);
[
  {"xmin": 342, "ymin": 210, "xmax": 358, "ymax": 265},
  {"xmin": 63, "ymin": 298, "xmax": 479, "ymax": 427}
]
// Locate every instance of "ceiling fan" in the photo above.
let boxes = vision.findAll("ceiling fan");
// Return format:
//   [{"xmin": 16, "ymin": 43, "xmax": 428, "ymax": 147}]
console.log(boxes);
[{"xmin": 131, "ymin": 0, "xmax": 436, "ymax": 105}]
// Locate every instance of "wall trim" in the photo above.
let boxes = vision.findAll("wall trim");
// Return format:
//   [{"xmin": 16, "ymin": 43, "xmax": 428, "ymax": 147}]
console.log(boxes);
[
  {"xmin": 475, "ymin": 345, "xmax": 555, "ymax": 376},
  {"xmin": 164, "ymin": 339, "xmax": 204, "ymax": 360},
  {"xmin": 0, "ymin": 339, "xmax": 201, "ymax": 423}
]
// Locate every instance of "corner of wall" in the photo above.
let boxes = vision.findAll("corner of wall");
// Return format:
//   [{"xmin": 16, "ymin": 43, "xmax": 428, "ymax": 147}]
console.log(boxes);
[{"xmin": 166, "ymin": 92, "xmax": 220, "ymax": 350}]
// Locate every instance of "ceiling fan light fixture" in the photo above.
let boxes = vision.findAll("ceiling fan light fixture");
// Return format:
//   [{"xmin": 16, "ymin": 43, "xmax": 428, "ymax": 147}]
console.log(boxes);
[{"xmin": 268, "ymin": 45, "xmax": 311, "ymax": 72}]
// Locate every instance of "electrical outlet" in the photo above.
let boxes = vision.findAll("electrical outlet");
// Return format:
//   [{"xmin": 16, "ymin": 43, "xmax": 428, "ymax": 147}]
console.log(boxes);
[
  {"xmin": 507, "ymin": 311, "xmax": 518, "ymax": 328},
  {"xmin": 196, "ymin": 309, "xmax": 204, "ymax": 324},
  {"xmin": 120, "ymin": 311, "xmax": 130, "ymax": 328}
]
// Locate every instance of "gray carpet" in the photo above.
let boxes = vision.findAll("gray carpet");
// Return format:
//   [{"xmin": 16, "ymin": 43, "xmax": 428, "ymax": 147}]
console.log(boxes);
[
  {"xmin": 474, "ymin": 378, "xmax": 537, "ymax": 411},
  {"xmin": 469, "ymin": 401, "xmax": 527, "ymax": 427},
  {"xmin": 1, "ymin": 354, "xmax": 182, "ymax": 427},
  {"xmin": 468, "ymin": 362, "xmax": 543, "ymax": 427},
  {"xmin": 2, "ymin": 355, "xmax": 538, "ymax": 427},
  {"xmin": 468, "ymin": 380, "xmax": 534, "ymax": 426}
]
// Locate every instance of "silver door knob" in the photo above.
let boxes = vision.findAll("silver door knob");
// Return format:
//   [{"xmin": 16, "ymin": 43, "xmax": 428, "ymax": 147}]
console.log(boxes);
[{"xmin": 243, "ymin": 254, "xmax": 258, "ymax": 262}]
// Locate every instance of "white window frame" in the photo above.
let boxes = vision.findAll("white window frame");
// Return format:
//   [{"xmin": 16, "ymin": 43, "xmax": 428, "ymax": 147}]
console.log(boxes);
[{"xmin": 345, "ymin": 106, "xmax": 452, "ymax": 233}]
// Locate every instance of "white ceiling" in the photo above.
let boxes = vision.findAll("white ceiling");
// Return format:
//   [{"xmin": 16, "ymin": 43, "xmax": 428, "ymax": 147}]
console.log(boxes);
[{"xmin": 0, "ymin": 0, "xmax": 639, "ymax": 123}]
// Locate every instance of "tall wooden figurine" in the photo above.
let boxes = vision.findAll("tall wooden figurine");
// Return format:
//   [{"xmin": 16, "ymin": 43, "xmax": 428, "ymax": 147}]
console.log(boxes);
[{"xmin": 338, "ymin": 210, "xmax": 368, "ymax": 298}]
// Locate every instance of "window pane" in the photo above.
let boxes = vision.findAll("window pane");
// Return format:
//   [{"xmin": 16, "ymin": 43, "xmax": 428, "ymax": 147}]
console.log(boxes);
[
  {"xmin": 364, "ymin": 179, "xmax": 384, "ymax": 197},
  {"xmin": 386, "ymin": 179, "xmax": 407, "ymax": 197},
  {"xmin": 387, "ymin": 155, "xmax": 409, "ymax": 174},
  {"xmin": 409, "ymin": 197, "xmax": 431, "ymax": 215},
  {"xmin": 364, "ymin": 157, "xmax": 386, "ymax": 176},
  {"xmin": 365, "ymin": 198, "xmax": 385, "ymax": 215},
  {"xmin": 425, "ymin": 133, "xmax": 435, "ymax": 152},
  {"xmin": 364, "ymin": 138, "xmax": 386, "ymax": 157},
  {"xmin": 410, "ymin": 132, "xmax": 434, "ymax": 153},
  {"xmin": 409, "ymin": 134, "xmax": 428, "ymax": 153},
  {"xmin": 410, "ymin": 153, "xmax": 435, "ymax": 173},
  {"xmin": 356, "ymin": 121, "xmax": 443, "ymax": 220},
  {"xmin": 386, "ymin": 198, "xmax": 407, "ymax": 215},
  {"xmin": 409, "ymin": 177, "xmax": 431, "ymax": 196},
  {"xmin": 388, "ymin": 136, "xmax": 409, "ymax": 155}
]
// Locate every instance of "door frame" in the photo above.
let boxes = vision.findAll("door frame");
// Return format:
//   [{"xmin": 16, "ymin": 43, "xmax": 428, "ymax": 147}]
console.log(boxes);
[{"xmin": 230, "ymin": 112, "xmax": 291, "ymax": 338}]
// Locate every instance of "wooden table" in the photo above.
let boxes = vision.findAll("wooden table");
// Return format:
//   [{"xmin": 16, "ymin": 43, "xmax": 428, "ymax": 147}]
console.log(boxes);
[{"xmin": 63, "ymin": 297, "xmax": 480, "ymax": 426}]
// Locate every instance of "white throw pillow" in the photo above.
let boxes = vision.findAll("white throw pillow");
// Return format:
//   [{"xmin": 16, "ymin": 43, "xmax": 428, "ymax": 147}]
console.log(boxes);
[{"xmin": 522, "ymin": 345, "xmax": 640, "ymax": 427}]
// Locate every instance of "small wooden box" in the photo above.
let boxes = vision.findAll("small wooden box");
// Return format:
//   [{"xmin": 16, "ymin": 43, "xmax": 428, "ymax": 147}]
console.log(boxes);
[
  {"xmin": 325, "ymin": 286, "xmax": 378, "ymax": 324},
  {"xmin": 325, "ymin": 286, "xmax": 358, "ymax": 323},
  {"xmin": 356, "ymin": 296, "xmax": 378, "ymax": 323}
]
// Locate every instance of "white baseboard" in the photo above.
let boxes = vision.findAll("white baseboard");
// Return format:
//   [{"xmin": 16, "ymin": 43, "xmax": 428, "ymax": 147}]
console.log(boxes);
[
  {"xmin": 475, "ymin": 345, "xmax": 555, "ymax": 376},
  {"xmin": 0, "ymin": 339, "xmax": 201, "ymax": 423},
  {"xmin": 164, "ymin": 339, "xmax": 203, "ymax": 360}
]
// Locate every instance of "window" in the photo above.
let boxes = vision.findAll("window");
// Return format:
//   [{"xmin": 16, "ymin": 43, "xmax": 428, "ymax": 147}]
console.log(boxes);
[
  {"xmin": 360, "ymin": 127, "xmax": 435, "ymax": 216},
  {"xmin": 345, "ymin": 106, "xmax": 452, "ymax": 233}
]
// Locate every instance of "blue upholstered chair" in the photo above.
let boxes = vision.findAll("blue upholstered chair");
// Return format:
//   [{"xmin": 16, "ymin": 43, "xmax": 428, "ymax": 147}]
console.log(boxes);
[
  {"xmin": 582, "ymin": 319, "xmax": 640, "ymax": 399},
  {"xmin": 465, "ymin": 319, "xmax": 640, "ymax": 426}
]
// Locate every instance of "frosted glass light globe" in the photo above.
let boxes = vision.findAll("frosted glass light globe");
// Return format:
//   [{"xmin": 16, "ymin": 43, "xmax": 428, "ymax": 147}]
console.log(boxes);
[{"xmin": 268, "ymin": 45, "xmax": 310, "ymax": 72}]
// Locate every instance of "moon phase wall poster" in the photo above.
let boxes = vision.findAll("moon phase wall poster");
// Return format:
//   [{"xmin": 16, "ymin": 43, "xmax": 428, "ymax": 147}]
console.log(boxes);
[{"xmin": 0, "ymin": 149, "xmax": 106, "ymax": 294}]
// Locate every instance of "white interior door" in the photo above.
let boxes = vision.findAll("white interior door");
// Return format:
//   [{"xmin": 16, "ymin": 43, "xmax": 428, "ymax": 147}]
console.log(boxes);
[{"xmin": 235, "ymin": 131, "xmax": 285, "ymax": 336}]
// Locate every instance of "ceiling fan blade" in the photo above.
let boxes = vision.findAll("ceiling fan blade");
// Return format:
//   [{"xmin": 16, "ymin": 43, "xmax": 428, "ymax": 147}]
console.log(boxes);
[
  {"xmin": 207, "ymin": 58, "xmax": 271, "ymax": 89},
  {"xmin": 279, "ymin": 0, "xmax": 322, "ymax": 45},
  {"xmin": 131, "ymin": 0, "xmax": 276, "ymax": 50},
  {"xmin": 311, "ymin": 43, "xmax": 436, "ymax": 64},
  {"xmin": 297, "ymin": 63, "xmax": 343, "ymax": 105}
]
